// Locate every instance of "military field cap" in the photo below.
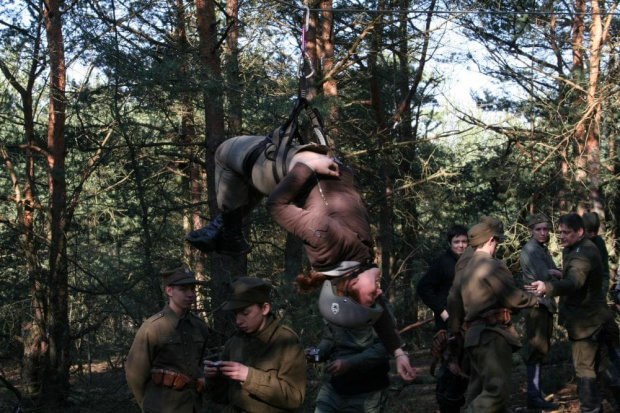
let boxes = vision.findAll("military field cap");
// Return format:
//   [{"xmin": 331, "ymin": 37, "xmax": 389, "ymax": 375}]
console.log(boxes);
[
  {"xmin": 469, "ymin": 220, "xmax": 504, "ymax": 248},
  {"xmin": 527, "ymin": 213, "xmax": 550, "ymax": 228},
  {"xmin": 223, "ymin": 277, "xmax": 271, "ymax": 311},
  {"xmin": 479, "ymin": 216, "xmax": 504, "ymax": 235},
  {"xmin": 582, "ymin": 212, "xmax": 600, "ymax": 232},
  {"xmin": 162, "ymin": 267, "xmax": 199, "ymax": 286}
]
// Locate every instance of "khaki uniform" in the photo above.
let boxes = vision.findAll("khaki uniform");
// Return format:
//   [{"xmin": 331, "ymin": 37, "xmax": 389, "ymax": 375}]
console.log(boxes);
[
  {"xmin": 207, "ymin": 315, "xmax": 306, "ymax": 412},
  {"xmin": 544, "ymin": 237, "xmax": 613, "ymax": 378},
  {"xmin": 447, "ymin": 246, "xmax": 474, "ymax": 336},
  {"xmin": 126, "ymin": 305, "xmax": 210, "ymax": 413},
  {"xmin": 520, "ymin": 237, "xmax": 557, "ymax": 363},
  {"xmin": 461, "ymin": 251, "xmax": 539, "ymax": 412}
]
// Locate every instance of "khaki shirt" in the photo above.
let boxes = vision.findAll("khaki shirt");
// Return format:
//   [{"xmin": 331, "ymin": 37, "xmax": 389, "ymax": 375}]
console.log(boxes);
[
  {"xmin": 461, "ymin": 250, "xmax": 538, "ymax": 349},
  {"xmin": 545, "ymin": 237, "xmax": 613, "ymax": 340},
  {"xmin": 207, "ymin": 315, "xmax": 306, "ymax": 412},
  {"xmin": 447, "ymin": 246, "xmax": 474, "ymax": 335},
  {"xmin": 125, "ymin": 305, "xmax": 209, "ymax": 412}
]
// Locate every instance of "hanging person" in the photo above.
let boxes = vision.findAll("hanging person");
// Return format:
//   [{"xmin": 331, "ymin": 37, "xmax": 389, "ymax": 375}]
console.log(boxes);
[{"xmin": 185, "ymin": 135, "xmax": 416, "ymax": 381}]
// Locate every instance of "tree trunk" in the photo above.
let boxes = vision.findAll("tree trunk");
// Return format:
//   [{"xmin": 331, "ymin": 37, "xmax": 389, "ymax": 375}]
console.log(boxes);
[
  {"xmin": 225, "ymin": 0, "xmax": 242, "ymax": 135},
  {"xmin": 320, "ymin": 0, "xmax": 339, "ymax": 150},
  {"xmin": 368, "ymin": 1, "xmax": 394, "ymax": 298},
  {"xmin": 196, "ymin": 0, "xmax": 246, "ymax": 337},
  {"xmin": 42, "ymin": 0, "xmax": 70, "ymax": 408}
]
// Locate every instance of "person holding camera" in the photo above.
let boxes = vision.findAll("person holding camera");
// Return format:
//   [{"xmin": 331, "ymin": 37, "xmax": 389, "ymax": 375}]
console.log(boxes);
[
  {"xmin": 307, "ymin": 318, "xmax": 391, "ymax": 413},
  {"xmin": 204, "ymin": 277, "xmax": 306, "ymax": 412}
]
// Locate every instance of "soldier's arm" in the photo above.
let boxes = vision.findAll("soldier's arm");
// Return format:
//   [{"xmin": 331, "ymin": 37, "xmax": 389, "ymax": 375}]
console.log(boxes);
[
  {"xmin": 490, "ymin": 262, "xmax": 539, "ymax": 310},
  {"xmin": 545, "ymin": 256, "xmax": 589, "ymax": 297},
  {"xmin": 242, "ymin": 332, "xmax": 306, "ymax": 410},
  {"xmin": 125, "ymin": 325, "xmax": 155, "ymax": 408}
]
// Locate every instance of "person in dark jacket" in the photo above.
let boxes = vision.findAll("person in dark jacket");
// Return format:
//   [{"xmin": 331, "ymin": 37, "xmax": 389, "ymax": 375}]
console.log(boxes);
[
  {"xmin": 417, "ymin": 225, "xmax": 468, "ymax": 413},
  {"xmin": 519, "ymin": 213, "xmax": 560, "ymax": 410},
  {"xmin": 582, "ymin": 212, "xmax": 610, "ymax": 297},
  {"xmin": 309, "ymin": 321, "xmax": 391, "ymax": 413},
  {"xmin": 418, "ymin": 225, "xmax": 469, "ymax": 330},
  {"xmin": 530, "ymin": 213, "xmax": 620, "ymax": 412}
]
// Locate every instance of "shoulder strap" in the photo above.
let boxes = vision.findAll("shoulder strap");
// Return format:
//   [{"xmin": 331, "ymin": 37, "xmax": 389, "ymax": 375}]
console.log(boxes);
[{"xmin": 270, "ymin": 98, "xmax": 330, "ymax": 183}]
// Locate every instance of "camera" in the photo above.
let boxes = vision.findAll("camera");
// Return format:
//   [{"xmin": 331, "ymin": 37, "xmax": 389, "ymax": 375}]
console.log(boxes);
[{"xmin": 306, "ymin": 347, "xmax": 321, "ymax": 362}]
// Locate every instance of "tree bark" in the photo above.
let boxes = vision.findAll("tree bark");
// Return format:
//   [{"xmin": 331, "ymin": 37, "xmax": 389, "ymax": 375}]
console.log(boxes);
[
  {"xmin": 42, "ymin": 0, "xmax": 70, "ymax": 408},
  {"xmin": 196, "ymin": 0, "xmax": 246, "ymax": 337}
]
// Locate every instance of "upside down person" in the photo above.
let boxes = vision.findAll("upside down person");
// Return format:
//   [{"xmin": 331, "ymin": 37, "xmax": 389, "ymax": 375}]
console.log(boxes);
[{"xmin": 186, "ymin": 135, "xmax": 416, "ymax": 381}]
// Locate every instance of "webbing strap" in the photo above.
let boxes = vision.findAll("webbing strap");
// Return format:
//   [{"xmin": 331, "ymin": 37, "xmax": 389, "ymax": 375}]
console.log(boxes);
[{"xmin": 270, "ymin": 97, "xmax": 328, "ymax": 183}]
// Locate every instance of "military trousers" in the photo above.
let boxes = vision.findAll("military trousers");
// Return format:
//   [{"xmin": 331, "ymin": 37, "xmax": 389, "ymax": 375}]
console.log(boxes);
[
  {"xmin": 571, "ymin": 325, "xmax": 611, "ymax": 378},
  {"xmin": 314, "ymin": 382, "xmax": 388, "ymax": 413},
  {"xmin": 464, "ymin": 331, "xmax": 512, "ymax": 413},
  {"xmin": 522, "ymin": 306, "xmax": 554, "ymax": 364}
]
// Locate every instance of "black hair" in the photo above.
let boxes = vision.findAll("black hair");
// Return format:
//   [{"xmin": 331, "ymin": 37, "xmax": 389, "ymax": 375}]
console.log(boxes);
[
  {"xmin": 557, "ymin": 213, "xmax": 584, "ymax": 232},
  {"xmin": 446, "ymin": 225, "xmax": 468, "ymax": 244}
]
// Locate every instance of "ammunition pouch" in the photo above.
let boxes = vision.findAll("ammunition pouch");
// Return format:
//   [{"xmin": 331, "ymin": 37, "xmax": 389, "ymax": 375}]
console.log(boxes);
[
  {"xmin": 464, "ymin": 308, "xmax": 512, "ymax": 331},
  {"xmin": 150, "ymin": 369, "xmax": 205, "ymax": 393}
]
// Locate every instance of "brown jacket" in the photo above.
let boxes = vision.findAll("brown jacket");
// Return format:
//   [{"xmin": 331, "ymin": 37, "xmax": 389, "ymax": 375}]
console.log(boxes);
[
  {"xmin": 266, "ymin": 162, "xmax": 403, "ymax": 353},
  {"xmin": 545, "ymin": 237, "xmax": 613, "ymax": 340},
  {"xmin": 207, "ymin": 315, "xmax": 306, "ymax": 412},
  {"xmin": 461, "ymin": 250, "xmax": 539, "ymax": 349},
  {"xmin": 125, "ymin": 305, "xmax": 209, "ymax": 412},
  {"xmin": 266, "ymin": 162, "xmax": 372, "ymax": 273}
]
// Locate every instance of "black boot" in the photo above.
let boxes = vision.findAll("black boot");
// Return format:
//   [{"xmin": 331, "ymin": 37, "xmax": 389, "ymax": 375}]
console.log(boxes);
[
  {"xmin": 577, "ymin": 377, "xmax": 601, "ymax": 413},
  {"xmin": 599, "ymin": 364, "xmax": 620, "ymax": 410},
  {"xmin": 526, "ymin": 363, "xmax": 558, "ymax": 410},
  {"xmin": 185, "ymin": 214, "xmax": 224, "ymax": 253},
  {"xmin": 215, "ymin": 209, "xmax": 251, "ymax": 256}
]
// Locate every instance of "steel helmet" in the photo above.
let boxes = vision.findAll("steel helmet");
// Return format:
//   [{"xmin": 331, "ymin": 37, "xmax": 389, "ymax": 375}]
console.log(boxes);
[{"xmin": 318, "ymin": 280, "xmax": 383, "ymax": 330}]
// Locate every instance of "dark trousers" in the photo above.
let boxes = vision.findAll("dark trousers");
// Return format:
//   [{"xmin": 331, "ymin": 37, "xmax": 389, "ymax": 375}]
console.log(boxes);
[
  {"xmin": 436, "ymin": 368, "xmax": 467, "ymax": 413},
  {"xmin": 465, "ymin": 332, "xmax": 512, "ymax": 413},
  {"xmin": 523, "ymin": 307, "xmax": 554, "ymax": 364}
]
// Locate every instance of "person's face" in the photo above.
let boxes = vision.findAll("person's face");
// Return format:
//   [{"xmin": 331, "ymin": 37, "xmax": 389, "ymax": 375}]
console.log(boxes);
[
  {"xmin": 235, "ymin": 303, "xmax": 270, "ymax": 334},
  {"xmin": 347, "ymin": 267, "xmax": 382, "ymax": 307},
  {"xmin": 585, "ymin": 229, "xmax": 598, "ymax": 239},
  {"xmin": 557, "ymin": 224, "xmax": 584, "ymax": 248},
  {"xmin": 450, "ymin": 234, "xmax": 468, "ymax": 256},
  {"xmin": 166, "ymin": 284, "xmax": 196, "ymax": 312},
  {"xmin": 530, "ymin": 222, "xmax": 550, "ymax": 244}
]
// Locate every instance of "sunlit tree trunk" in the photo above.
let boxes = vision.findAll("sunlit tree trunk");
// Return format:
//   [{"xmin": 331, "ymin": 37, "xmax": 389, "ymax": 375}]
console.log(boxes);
[
  {"xmin": 42, "ymin": 0, "xmax": 70, "ymax": 408},
  {"xmin": 321, "ymin": 0, "xmax": 338, "ymax": 150}
]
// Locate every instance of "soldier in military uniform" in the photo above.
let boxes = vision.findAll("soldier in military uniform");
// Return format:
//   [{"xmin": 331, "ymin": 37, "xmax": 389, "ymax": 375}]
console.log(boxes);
[
  {"xmin": 530, "ymin": 213, "xmax": 620, "ymax": 411},
  {"xmin": 460, "ymin": 220, "xmax": 540, "ymax": 412},
  {"xmin": 445, "ymin": 216, "xmax": 503, "ymax": 377},
  {"xmin": 519, "ymin": 213, "xmax": 560, "ymax": 410},
  {"xmin": 204, "ymin": 277, "xmax": 306, "ymax": 412},
  {"xmin": 126, "ymin": 267, "xmax": 210, "ymax": 413}
]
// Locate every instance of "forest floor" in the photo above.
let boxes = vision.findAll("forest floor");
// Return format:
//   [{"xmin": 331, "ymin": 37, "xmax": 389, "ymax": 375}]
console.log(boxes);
[{"xmin": 1, "ymin": 351, "xmax": 616, "ymax": 413}]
